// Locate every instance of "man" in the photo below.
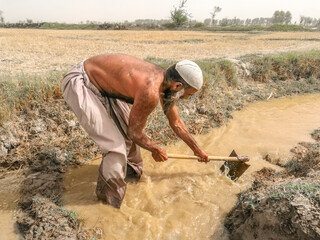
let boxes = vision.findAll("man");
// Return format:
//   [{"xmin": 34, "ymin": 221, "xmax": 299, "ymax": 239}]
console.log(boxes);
[{"xmin": 62, "ymin": 54, "xmax": 208, "ymax": 208}]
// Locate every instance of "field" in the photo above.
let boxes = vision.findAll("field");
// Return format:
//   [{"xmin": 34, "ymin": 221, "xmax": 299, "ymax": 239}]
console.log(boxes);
[
  {"xmin": 1, "ymin": 29, "xmax": 320, "ymax": 74},
  {"xmin": 0, "ymin": 29, "xmax": 320, "ymax": 239}
]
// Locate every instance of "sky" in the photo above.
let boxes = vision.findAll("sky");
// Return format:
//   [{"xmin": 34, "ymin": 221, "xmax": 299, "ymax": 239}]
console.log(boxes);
[{"xmin": 0, "ymin": 0, "xmax": 319, "ymax": 24}]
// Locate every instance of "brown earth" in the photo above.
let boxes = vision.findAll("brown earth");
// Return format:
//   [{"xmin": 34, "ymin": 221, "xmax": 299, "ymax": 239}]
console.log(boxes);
[
  {"xmin": 224, "ymin": 129, "xmax": 320, "ymax": 240},
  {"xmin": 1, "ymin": 29, "xmax": 320, "ymax": 75},
  {"xmin": 0, "ymin": 55, "xmax": 319, "ymax": 238},
  {"xmin": 0, "ymin": 100, "xmax": 100, "ymax": 239}
]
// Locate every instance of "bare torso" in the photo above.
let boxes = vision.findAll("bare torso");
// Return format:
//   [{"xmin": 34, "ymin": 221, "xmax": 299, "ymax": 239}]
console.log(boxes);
[
  {"xmin": 84, "ymin": 54, "xmax": 164, "ymax": 103},
  {"xmin": 81, "ymin": 54, "xmax": 208, "ymax": 163}
]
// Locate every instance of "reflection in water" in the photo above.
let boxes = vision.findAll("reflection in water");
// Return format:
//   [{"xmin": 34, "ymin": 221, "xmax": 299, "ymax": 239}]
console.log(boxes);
[{"xmin": 62, "ymin": 94, "xmax": 320, "ymax": 239}]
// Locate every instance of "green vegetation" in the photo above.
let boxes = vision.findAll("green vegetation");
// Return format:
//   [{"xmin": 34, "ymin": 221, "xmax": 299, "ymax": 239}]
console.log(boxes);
[
  {"xmin": 63, "ymin": 209, "xmax": 84, "ymax": 229},
  {"xmin": 170, "ymin": 0, "xmax": 190, "ymax": 27},
  {"xmin": 40, "ymin": 22, "xmax": 99, "ymax": 30},
  {"xmin": 203, "ymin": 24, "xmax": 310, "ymax": 32},
  {"xmin": 267, "ymin": 24, "xmax": 307, "ymax": 31},
  {"xmin": 1, "ymin": 6, "xmax": 319, "ymax": 31},
  {"xmin": 0, "ymin": 71, "xmax": 63, "ymax": 124},
  {"xmin": 284, "ymin": 159, "xmax": 302, "ymax": 172},
  {"xmin": 245, "ymin": 50, "xmax": 320, "ymax": 82},
  {"xmin": 0, "ymin": 10, "xmax": 4, "ymax": 23},
  {"xmin": 1, "ymin": 51, "xmax": 320, "ymax": 127},
  {"xmin": 271, "ymin": 10, "xmax": 292, "ymax": 25},
  {"xmin": 311, "ymin": 128, "xmax": 320, "ymax": 141},
  {"xmin": 269, "ymin": 182, "xmax": 320, "ymax": 200},
  {"xmin": 1, "ymin": 22, "xmax": 316, "ymax": 31}
]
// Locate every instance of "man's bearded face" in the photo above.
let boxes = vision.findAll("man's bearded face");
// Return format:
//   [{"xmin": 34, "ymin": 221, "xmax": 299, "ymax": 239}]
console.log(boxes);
[{"xmin": 162, "ymin": 87, "xmax": 185, "ymax": 114}]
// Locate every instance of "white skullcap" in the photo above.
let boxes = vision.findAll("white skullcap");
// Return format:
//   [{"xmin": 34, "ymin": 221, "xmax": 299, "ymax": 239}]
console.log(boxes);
[{"xmin": 175, "ymin": 60, "xmax": 203, "ymax": 90}]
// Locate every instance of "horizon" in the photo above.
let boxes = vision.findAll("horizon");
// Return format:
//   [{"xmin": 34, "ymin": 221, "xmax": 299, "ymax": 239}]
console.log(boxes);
[{"xmin": 1, "ymin": 0, "xmax": 319, "ymax": 24}]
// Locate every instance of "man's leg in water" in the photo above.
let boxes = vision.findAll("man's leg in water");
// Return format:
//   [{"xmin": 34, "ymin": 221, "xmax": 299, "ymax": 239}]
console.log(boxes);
[
  {"xmin": 62, "ymin": 62, "xmax": 129, "ymax": 208},
  {"xmin": 111, "ymin": 99, "xmax": 143, "ymax": 181}
]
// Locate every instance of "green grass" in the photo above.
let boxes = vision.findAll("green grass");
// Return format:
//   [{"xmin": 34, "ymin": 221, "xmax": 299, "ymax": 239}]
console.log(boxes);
[
  {"xmin": 40, "ymin": 22, "xmax": 100, "ymax": 30},
  {"xmin": 57, "ymin": 208, "xmax": 84, "ymax": 229},
  {"xmin": 284, "ymin": 159, "xmax": 302, "ymax": 173},
  {"xmin": 203, "ymin": 24, "xmax": 311, "ymax": 32},
  {"xmin": 205, "ymin": 25, "xmax": 266, "ymax": 32},
  {"xmin": 269, "ymin": 182, "xmax": 320, "ymax": 200},
  {"xmin": 0, "ymin": 71, "xmax": 63, "ymax": 124},
  {"xmin": 1, "ymin": 51, "xmax": 319, "ymax": 128},
  {"xmin": 311, "ymin": 128, "xmax": 320, "ymax": 140},
  {"xmin": 267, "ymin": 24, "xmax": 309, "ymax": 32},
  {"xmin": 245, "ymin": 50, "xmax": 320, "ymax": 82},
  {"xmin": 1, "ymin": 22, "xmax": 316, "ymax": 32}
]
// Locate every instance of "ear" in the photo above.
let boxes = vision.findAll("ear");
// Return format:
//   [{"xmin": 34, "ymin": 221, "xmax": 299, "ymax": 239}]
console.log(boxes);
[{"xmin": 170, "ymin": 82, "xmax": 183, "ymax": 91}]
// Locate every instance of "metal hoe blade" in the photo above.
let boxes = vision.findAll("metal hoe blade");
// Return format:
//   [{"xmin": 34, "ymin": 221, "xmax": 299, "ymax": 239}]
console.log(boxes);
[{"xmin": 220, "ymin": 150, "xmax": 250, "ymax": 181}]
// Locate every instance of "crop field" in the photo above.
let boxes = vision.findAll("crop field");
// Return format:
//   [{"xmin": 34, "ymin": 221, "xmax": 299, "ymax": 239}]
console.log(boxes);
[{"xmin": 1, "ymin": 29, "xmax": 320, "ymax": 74}]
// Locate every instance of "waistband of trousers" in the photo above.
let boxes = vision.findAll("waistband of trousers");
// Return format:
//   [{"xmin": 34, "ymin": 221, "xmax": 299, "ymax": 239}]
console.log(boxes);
[{"xmin": 78, "ymin": 60, "xmax": 103, "ymax": 98}]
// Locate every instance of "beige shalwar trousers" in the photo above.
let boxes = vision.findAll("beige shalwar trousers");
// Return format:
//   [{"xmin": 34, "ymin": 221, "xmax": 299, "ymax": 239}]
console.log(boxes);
[{"xmin": 61, "ymin": 60, "xmax": 143, "ymax": 208}]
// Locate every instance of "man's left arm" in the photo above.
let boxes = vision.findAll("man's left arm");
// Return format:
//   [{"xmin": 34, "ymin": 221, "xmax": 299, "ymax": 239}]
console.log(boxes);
[{"xmin": 165, "ymin": 104, "xmax": 209, "ymax": 162}]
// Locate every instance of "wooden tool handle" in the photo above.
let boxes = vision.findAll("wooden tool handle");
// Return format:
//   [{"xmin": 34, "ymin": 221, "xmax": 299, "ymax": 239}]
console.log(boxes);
[{"xmin": 167, "ymin": 153, "xmax": 249, "ymax": 162}]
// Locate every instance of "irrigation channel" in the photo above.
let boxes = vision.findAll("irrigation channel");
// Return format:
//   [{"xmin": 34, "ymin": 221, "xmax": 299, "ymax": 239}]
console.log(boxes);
[
  {"xmin": 1, "ymin": 94, "xmax": 320, "ymax": 239},
  {"xmin": 62, "ymin": 93, "xmax": 320, "ymax": 239}
]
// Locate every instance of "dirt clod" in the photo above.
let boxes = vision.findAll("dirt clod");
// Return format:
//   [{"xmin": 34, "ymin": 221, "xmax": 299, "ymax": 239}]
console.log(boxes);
[{"xmin": 225, "ymin": 132, "xmax": 320, "ymax": 240}]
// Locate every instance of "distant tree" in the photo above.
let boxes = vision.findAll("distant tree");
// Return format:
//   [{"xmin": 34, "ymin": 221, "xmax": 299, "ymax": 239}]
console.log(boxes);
[
  {"xmin": 271, "ymin": 10, "xmax": 292, "ymax": 24},
  {"xmin": 305, "ymin": 17, "xmax": 313, "ymax": 26},
  {"xmin": 284, "ymin": 11, "xmax": 292, "ymax": 24},
  {"xmin": 230, "ymin": 17, "xmax": 242, "ymax": 26},
  {"xmin": 219, "ymin": 18, "xmax": 229, "ymax": 26},
  {"xmin": 245, "ymin": 18, "xmax": 252, "ymax": 26},
  {"xmin": 0, "ymin": 10, "xmax": 4, "ymax": 23},
  {"xmin": 300, "ymin": 16, "xmax": 314, "ymax": 26},
  {"xmin": 204, "ymin": 18, "xmax": 211, "ymax": 26},
  {"xmin": 170, "ymin": 0, "xmax": 191, "ymax": 27},
  {"xmin": 300, "ymin": 16, "xmax": 320, "ymax": 27},
  {"xmin": 311, "ymin": 18, "xmax": 318, "ymax": 27},
  {"xmin": 272, "ymin": 10, "xmax": 284, "ymax": 24},
  {"xmin": 26, "ymin": 19, "xmax": 33, "ymax": 24},
  {"xmin": 251, "ymin": 18, "xmax": 260, "ymax": 25},
  {"xmin": 210, "ymin": 6, "xmax": 221, "ymax": 26}
]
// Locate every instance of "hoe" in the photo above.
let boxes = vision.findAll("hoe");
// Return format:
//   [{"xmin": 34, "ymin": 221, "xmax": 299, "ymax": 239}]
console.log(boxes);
[{"xmin": 168, "ymin": 150, "xmax": 250, "ymax": 181}]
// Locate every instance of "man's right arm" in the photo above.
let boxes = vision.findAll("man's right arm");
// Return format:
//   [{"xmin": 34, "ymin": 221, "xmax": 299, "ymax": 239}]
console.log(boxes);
[{"xmin": 127, "ymin": 90, "xmax": 168, "ymax": 162}]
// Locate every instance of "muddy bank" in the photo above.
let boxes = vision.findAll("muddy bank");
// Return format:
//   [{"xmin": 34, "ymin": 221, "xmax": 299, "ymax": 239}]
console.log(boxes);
[
  {"xmin": 225, "ymin": 128, "xmax": 320, "ymax": 240},
  {"xmin": 0, "ymin": 56, "xmax": 319, "ymax": 239},
  {"xmin": 0, "ymin": 100, "xmax": 100, "ymax": 239}
]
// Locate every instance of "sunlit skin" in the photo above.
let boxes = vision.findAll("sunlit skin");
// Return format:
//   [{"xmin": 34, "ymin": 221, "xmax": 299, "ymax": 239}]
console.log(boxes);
[{"xmin": 84, "ymin": 53, "xmax": 208, "ymax": 162}]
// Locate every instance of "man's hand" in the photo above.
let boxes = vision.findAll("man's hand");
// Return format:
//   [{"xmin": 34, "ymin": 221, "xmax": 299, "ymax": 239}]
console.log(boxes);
[
  {"xmin": 194, "ymin": 148, "xmax": 209, "ymax": 163},
  {"xmin": 152, "ymin": 147, "xmax": 168, "ymax": 162}
]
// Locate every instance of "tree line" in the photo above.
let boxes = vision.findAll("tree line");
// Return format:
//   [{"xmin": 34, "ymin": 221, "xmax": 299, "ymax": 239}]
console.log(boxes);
[
  {"xmin": 0, "ymin": 1, "xmax": 320, "ymax": 29},
  {"xmin": 202, "ymin": 11, "xmax": 320, "ymax": 27}
]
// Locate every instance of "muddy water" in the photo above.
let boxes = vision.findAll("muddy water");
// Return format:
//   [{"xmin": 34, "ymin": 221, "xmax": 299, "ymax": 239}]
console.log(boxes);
[
  {"xmin": 0, "ymin": 96, "xmax": 270, "ymax": 240},
  {"xmin": 66, "ymin": 94, "xmax": 319, "ymax": 239},
  {"xmin": 0, "ymin": 94, "xmax": 319, "ymax": 240},
  {"xmin": 0, "ymin": 172, "xmax": 23, "ymax": 240}
]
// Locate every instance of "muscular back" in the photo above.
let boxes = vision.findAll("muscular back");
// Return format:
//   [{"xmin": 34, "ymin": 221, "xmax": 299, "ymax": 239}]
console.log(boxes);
[{"xmin": 84, "ymin": 54, "xmax": 164, "ymax": 103}]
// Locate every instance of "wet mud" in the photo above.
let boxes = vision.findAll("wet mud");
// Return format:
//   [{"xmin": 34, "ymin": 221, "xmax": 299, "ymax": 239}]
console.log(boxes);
[
  {"xmin": 0, "ymin": 65, "xmax": 319, "ymax": 239},
  {"xmin": 62, "ymin": 94, "xmax": 320, "ymax": 239},
  {"xmin": 225, "ymin": 130, "xmax": 320, "ymax": 240}
]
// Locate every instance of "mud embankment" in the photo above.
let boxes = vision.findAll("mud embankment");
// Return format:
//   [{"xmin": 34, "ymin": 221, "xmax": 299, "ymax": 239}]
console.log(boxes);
[
  {"xmin": 0, "ymin": 100, "xmax": 101, "ymax": 239},
  {"xmin": 225, "ymin": 128, "xmax": 320, "ymax": 240},
  {"xmin": 0, "ymin": 54, "xmax": 319, "ymax": 239}
]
